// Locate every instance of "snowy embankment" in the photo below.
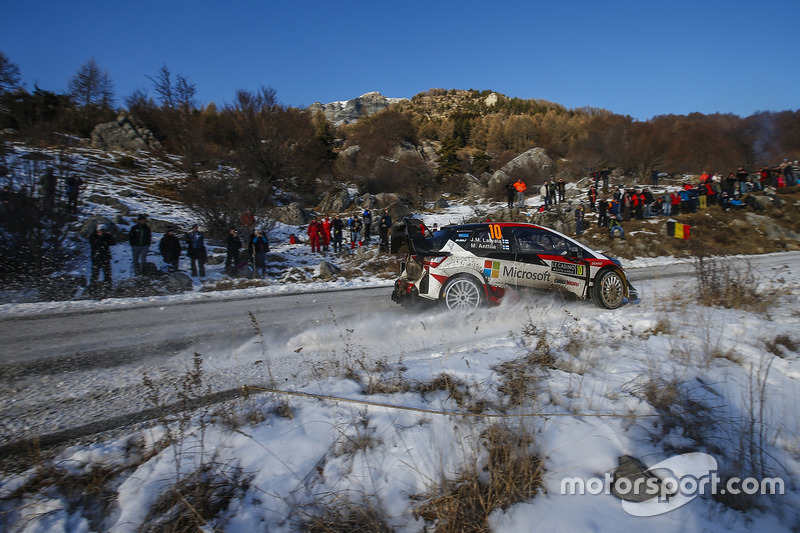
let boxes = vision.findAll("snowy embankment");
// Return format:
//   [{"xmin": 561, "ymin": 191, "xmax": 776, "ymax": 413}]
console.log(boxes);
[{"xmin": 2, "ymin": 253, "xmax": 799, "ymax": 532}]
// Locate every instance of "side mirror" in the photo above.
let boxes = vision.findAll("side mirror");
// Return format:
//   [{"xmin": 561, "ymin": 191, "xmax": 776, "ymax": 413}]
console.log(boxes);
[{"xmin": 563, "ymin": 246, "xmax": 583, "ymax": 260}]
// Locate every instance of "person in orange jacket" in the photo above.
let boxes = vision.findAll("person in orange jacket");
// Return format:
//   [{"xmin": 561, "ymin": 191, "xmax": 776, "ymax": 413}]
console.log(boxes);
[{"xmin": 513, "ymin": 178, "xmax": 527, "ymax": 207}]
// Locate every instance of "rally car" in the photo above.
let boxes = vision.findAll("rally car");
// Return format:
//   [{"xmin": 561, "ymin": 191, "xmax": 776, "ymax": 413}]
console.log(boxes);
[{"xmin": 390, "ymin": 218, "xmax": 638, "ymax": 311}]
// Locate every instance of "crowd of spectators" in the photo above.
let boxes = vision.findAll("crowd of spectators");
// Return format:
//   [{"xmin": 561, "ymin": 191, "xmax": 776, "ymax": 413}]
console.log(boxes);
[{"xmin": 573, "ymin": 160, "xmax": 799, "ymax": 239}]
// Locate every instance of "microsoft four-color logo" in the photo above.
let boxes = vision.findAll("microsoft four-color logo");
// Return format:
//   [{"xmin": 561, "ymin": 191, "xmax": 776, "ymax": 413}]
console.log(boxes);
[{"xmin": 484, "ymin": 260, "xmax": 500, "ymax": 278}]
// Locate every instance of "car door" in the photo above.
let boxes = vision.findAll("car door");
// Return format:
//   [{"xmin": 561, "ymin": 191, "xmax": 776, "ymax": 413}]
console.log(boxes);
[
  {"xmin": 513, "ymin": 227, "xmax": 589, "ymax": 296},
  {"xmin": 466, "ymin": 225, "xmax": 516, "ymax": 287},
  {"xmin": 505, "ymin": 226, "xmax": 557, "ymax": 289}
]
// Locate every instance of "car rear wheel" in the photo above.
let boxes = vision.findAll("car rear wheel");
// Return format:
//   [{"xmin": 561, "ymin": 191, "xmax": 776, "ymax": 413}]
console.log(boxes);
[
  {"xmin": 593, "ymin": 270, "xmax": 625, "ymax": 309},
  {"xmin": 442, "ymin": 276, "xmax": 484, "ymax": 312}
]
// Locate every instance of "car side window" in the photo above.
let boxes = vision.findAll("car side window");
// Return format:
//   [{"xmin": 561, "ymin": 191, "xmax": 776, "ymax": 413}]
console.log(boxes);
[
  {"xmin": 510, "ymin": 227, "xmax": 569, "ymax": 254},
  {"xmin": 467, "ymin": 227, "xmax": 509, "ymax": 255}
]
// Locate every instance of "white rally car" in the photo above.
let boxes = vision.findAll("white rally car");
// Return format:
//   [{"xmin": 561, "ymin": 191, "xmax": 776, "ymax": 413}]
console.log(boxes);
[{"xmin": 390, "ymin": 218, "xmax": 638, "ymax": 311}]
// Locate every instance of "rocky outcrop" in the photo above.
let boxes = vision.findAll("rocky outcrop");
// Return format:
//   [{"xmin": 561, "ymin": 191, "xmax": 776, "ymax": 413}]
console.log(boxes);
[
  {"xmin": 273, "ymin": 202, "xmax": 313, "ymax": 225},
  {"xmin": 529, "ymin": 201, "xmax": 577, "ymax": 236},
  {"xmin": 307, "ymin": 92, "xmax": 407, "ymax": 125},
  {"xmin": 91, "ymin": 114, "xmax": 162, "ymax": 152},
  {"xmin": 487, "ymin": 148, "xmax": 553, "ymax": 190},
  {"xmin": 317, "ymin": 186, "xmax": 352, "ymax": 213}
]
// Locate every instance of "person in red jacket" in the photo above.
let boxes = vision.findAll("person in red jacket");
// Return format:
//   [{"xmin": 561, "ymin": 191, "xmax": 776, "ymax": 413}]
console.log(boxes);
[
  {"xmin": 321, "ymin": 215, "xmax": 332, "ymax": 252},
  {"xmin": 307, "ymin": 218, "xmax": 321, "ymax": 253},
  {"xmin": 670, "ymin": 191, "xmax": 682, "ymax": 215}
]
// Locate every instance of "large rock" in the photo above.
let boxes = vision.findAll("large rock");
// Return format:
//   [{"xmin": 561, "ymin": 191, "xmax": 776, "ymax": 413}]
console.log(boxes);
[
  {"xmin": 161, "ymin": 272, "xmax": 194, "ymax": 294},
  {"xmin": 487, "ymin": 148, "xmax": 554, "ymax": 191},
  {"xmin": 307, "ymin": 92, "xmax": 408, "ymax": 125},
  {"xmin": 86, "ymin": 194, "xmax": 130, "ymax": 216},
  {"xmin": 110, "ymin": 270, "xmax": 194, "ymax": 298},
  {"xmin": 383, "ymin": 201, "xmax": 412, "ymax": 223},
  {"xmin": 318, "ymin": 260, "xmax": 341, "ymax": 279},
  {"xmin": 745, "ymin": 213, "xmax": 800, "ymax": 241},
  {"xmin": 530, "ymin": 202, "xmax": 577, "ymax": 236},
  {"xmin": 91, "ymin": 114, "xmax": 162, "ymax": 152},
  {"xmin": 318, "ymin": 186, "xmax": 352, "ymax": 213},
  {"xmin": 273, "ymin": 202, "xmax": 313, "ymax": 225}
]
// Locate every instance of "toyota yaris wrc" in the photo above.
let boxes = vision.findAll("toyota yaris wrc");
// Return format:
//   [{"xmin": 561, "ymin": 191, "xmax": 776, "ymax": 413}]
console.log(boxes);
[{"xmin": 390, "ymin": 218, "xmax": 638, "ymax": 312}]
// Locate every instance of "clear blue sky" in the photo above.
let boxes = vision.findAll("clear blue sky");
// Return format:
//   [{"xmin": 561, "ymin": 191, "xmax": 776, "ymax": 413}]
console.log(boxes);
[{"xmin": 3, "ymin": 0, "xmax": 798, "ymax": 121}]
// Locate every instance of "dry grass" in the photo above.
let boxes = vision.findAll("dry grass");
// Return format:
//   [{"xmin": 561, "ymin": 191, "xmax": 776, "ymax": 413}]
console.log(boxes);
[
  {"xmin": 140, "ymin": 462, "xmax": 249, "ymax": 533},
  {"xmin": 298, "ymin": 498, "xmax": 393, "ymax": 533},
  {"xmin": 693, "ymin": 254, "xmax": 768, "ymax": 313},
  {"xmin": 413, "ymin": 423, "xmax": 543, "ymax": 533},
  {"xmin": 415, "ymin": 373, "xmax": 470, "ymax": 409},
  {"xmin": 765, "ymin": 334, "xmax": 798, "ymax": 359},
  {"xmin": 625, "ymin": 374, "xmax": 715, "ymax": 450}
]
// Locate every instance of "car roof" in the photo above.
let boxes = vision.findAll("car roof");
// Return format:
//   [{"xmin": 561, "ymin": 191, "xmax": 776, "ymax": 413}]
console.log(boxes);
[{"xmin": 440, "ymin": 222, "xmax": 547, "ymax": 231}]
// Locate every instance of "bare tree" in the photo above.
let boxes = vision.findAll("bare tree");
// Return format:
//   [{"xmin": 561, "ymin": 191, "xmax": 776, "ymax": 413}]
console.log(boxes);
[
  {"xmin": 0, "ymin": 51, "xmax": 22, "ymax": 95},
  {"xmin": 147, "ymin": 65, "xmax": 204, "ymax": 174},
  {"xmin": 68, "ymin": 58, "xmax": 114, "ymax": 108}
]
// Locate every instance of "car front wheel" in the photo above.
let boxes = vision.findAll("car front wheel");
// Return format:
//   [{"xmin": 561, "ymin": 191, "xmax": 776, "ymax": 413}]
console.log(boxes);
[
  {"xmin": 592, "ymin": 270, "xmax": 625, "ymax": 309},
  {"xmin": 441, "ymin": 276, "xmax": 484, "ymax": 312}
]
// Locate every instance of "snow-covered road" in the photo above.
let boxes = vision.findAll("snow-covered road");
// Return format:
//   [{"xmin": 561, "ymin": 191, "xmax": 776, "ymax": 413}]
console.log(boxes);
[{"xmin": 1, "ymin": 252, "xmax": 797, "ymax": 464}]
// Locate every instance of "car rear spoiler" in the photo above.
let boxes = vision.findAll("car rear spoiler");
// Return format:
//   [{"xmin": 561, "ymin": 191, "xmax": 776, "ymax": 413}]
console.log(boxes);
[{"xmin": 390, "ymin": 218, "xmax": 443, "ymax": 255}]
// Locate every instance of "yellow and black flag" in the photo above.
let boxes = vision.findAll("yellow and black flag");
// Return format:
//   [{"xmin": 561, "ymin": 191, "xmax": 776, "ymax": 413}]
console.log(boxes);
[{"xmin": 666, "ymin": 221, "xmax": 691, "ymax": 239}]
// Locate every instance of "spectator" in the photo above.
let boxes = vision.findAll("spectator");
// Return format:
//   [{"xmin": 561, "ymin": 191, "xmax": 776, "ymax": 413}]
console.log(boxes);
[
  {"xmin": 379, "ymin": 209, "xmax": 392, "ymax": 252},
  {"xmin": 557, "ymin": 178, "xmax": 566, "ymax": 203},
  {"xmin": 65, "ymin": 175, "xmax": 82, "ymax": 212},
  {"xmin": 601, "ymin": 167, "xmax": 610, "ymax": 190},
  {"xmin": 185, "ymin": 224, "xmax": 207, "ymax": 277},
  {"xmin": 239, "ymin": 208, "xmax": 256, "ymax": 236},
  {"xmin": 651, "ymin": 168, "xmax": 659, "ymax": 187},
  {"xmin": 643, "ymin": 188, "xmax": 654, "ymax": 218},
  {"xmin": 587, "ymin": 185, "xmax": 597, "ymax": 212},
  {"xmin": 661, "ymin": 191, "xmax": 672, "ymax": 216},
  {"xmin": 574, "ymin": 204, "xmax": 585, "ymax": 236},
  {"xmin": 540, "ymin": 182, "xmax": 550, "ymax": 208},
  {"xmin": 513, "ymin": 178, "xmax": 527, "ymax": 207},
  {"xmin": 506, "ymin": 182, "xmax": 515, "ymax": 208},
  {"xmin": 225, "ymin": 228, "xmax": 242, "ymax": 274},
  {"xmin": 609, "ymin": 214, "xmax": 625, "ymax": 240},
  {"xmin": 735, "ymin": 166, "xmax": 749, "ymax": 195},
  {"xmin": 307, "ymin": 217, "xmax": 321, "ymax": 253},
  {"xmin": 351, "ymin": 215, "xmax": 363, "ymax": 248},
  {"xmin": 249, "ymin": 229, "xmax": 270, "ymax": 277},
  {"xmin": 670, "ymin": 191, "xmax": 681, "ymax": 215},
  {"xmin": 363, "ymin": 208, "xmax": 373, "ymax": 241},
  {"xmin": 159, "ymin": 227, "xmax": 181, "ymax": 272},
  {"xmin": 128, "ymin": 214, "xmax": 152, "ymax": 276},
  {"xmin": 321, "ymin": 215, "xmax": 332, "ymax": 252},
  {"xmin": 597, "ymin": 196, "xmax": 608, "ymax": 228},
  {"xmin": 89, "ymin": 224, "xmax": 115, "ymax": 295},
  {"xmin": 332, "ymin": 214, "xmax": 344, "ymax": 253}
]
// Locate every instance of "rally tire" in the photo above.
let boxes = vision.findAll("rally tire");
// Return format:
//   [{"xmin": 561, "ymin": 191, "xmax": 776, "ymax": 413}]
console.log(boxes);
[
  {"xmin": 592, "ymin": 269, "xmax": 625, "ymax": 309},
  {"xmin": 441, "ymin": 275, "xmax": 484, "ymax": 312}
]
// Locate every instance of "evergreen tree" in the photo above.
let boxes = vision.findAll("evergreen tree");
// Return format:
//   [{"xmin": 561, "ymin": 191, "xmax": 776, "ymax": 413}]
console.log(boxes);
[{"xmin": 436, "ymin": 137, "xmax": 461, "ymax": 180}]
